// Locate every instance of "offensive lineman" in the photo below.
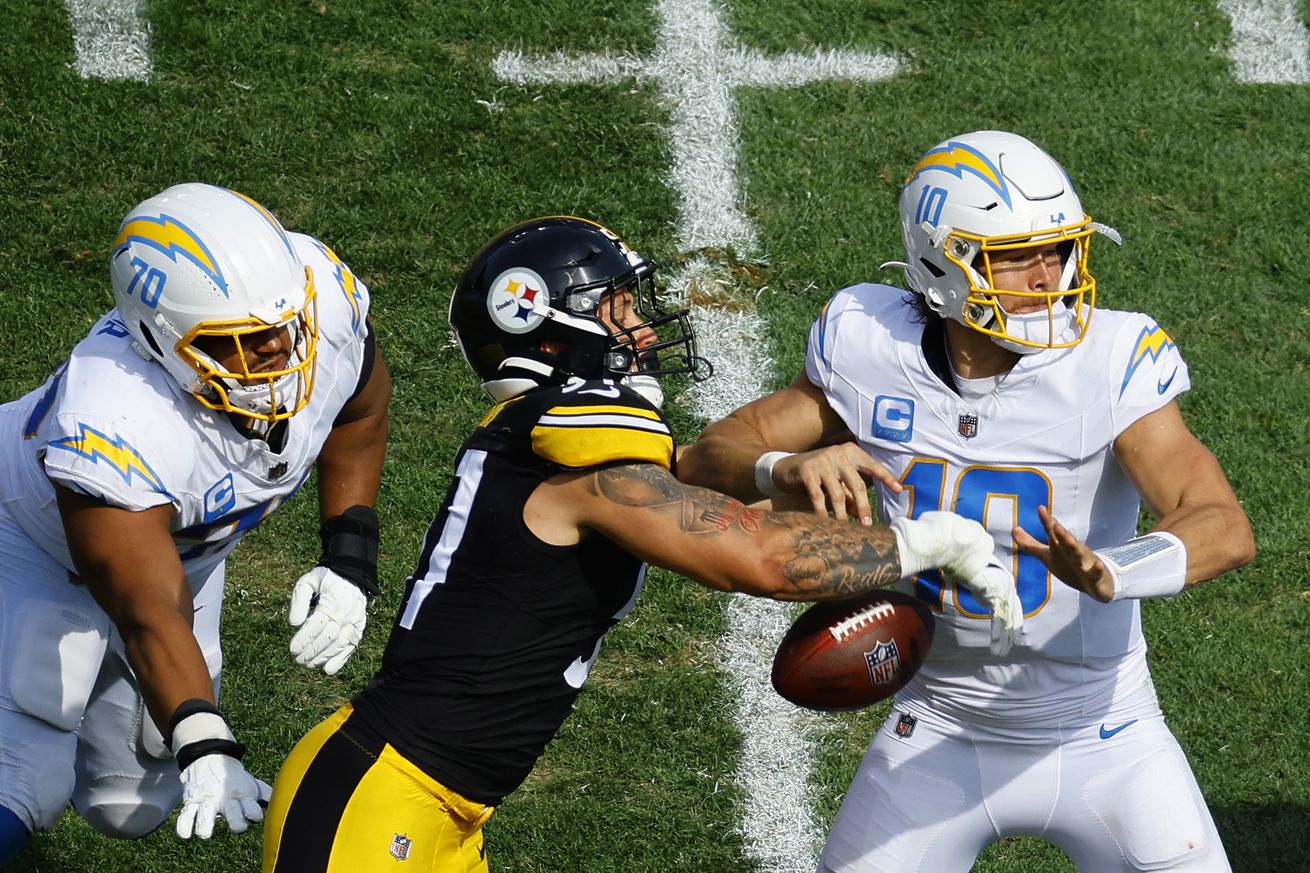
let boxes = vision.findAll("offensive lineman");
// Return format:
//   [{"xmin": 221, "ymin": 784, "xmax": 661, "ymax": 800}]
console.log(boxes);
[
  {"xmin": 261, "ymin": 216, "xmax": 1020, "ymax": 873},
  {"xmin": 0, "ymin": 183, "xmax": 391, "ymax": 861},
  {"xmin": 680, "ymin": 131, "xmax": 1255, "ymax": 872}
]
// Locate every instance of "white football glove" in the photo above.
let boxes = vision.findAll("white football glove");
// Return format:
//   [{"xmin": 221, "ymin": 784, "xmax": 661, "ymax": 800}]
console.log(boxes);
[
  {"xmin": 891, "ymin": 511, "xmax": 994, "ymax": 581},
  {"xmin": 890, "ymin": 511, "xmax": 1023, "ymax": 656},
  {"xmin": 176, "ymin": 753, "xmax": 272, "ymax": 839},
  {"xmin": 169, "ymin": 703, "xmax": 271, "ymax": 840},
  {"xmin": 956, "ymin": 556, "xmax": 1024, "ymax": 657},
  {"xmin": 288, "ymin": 565, "xmax": 367, "ymax": 675}
]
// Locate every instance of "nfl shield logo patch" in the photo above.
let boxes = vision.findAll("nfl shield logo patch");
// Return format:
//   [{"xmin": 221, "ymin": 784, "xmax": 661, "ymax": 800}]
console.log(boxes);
[
  {"xmin": 863, "ymin": 639, "xmax": 902, "ymax": 687},
  {"xmin": 390, "ymin": 833, "xmax": 413, "ymax": 861},
  {"xmin": 957, "ymin": 413, "xmax": 978, "ymax": 439},
  {"xmin": 895, "ymin": 711, "xmax": 917, "ymax": 738}
]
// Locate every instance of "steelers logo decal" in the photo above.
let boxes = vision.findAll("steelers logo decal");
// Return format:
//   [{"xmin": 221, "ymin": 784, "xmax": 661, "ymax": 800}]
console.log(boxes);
[{"xmin": 488, "ymin": 267, "xmax": 548, "ymax": 334}]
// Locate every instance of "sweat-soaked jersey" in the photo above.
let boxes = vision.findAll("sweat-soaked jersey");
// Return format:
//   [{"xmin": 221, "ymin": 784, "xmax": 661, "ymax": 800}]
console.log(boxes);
[
  {"xmin": 349, "ymin": 379, "xmax": 674, "ymax": 806},
  {"xmin": 805, "ymin": 284, "xmax": 1190, "ymax": 728}
]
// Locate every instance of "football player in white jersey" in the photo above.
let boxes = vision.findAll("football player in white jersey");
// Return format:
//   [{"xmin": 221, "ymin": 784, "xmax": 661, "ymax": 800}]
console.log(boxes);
[
  {"xmin": 680, "ymin": 131, "xmax": 1255, "ymax": 872},
  {"xmin": 0, "ymin": 183, "xmax": 391, "ymax": 862}
]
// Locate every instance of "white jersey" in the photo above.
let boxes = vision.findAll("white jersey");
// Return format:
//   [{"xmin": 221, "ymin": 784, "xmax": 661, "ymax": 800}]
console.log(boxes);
[
  {"xmin": 0, "ymin": 232, "xmax": 372, "ymax": 589},
  {"xmin": 806, "ymin": 284, "xmax": 1190, "ymax": 727}
]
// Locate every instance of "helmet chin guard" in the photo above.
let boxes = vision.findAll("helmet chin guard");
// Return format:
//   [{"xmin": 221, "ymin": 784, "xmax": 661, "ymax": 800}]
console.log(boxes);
[{"xmin": 895, "ymin": 130, "xmax": 1120, "ymax": 352}]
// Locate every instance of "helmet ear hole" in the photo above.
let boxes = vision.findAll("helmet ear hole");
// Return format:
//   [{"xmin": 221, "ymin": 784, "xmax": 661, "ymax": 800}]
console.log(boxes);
[{"xmin": 138, "ymin": 324, "xmax": 164, "ymax": 358}]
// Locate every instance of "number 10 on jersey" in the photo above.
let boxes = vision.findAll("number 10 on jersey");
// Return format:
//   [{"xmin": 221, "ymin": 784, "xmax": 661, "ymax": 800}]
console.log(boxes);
[{"xmin": 901, "ymin": 458, "xmax": 1051, "ymax": 617}]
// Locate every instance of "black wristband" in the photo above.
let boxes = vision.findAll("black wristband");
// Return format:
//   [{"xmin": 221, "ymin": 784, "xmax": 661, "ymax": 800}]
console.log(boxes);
[
  {"xmin": 165, "ymin": 698, "xmax": 220, "ymax": 745},
  {"xmin": 319, "ymin": 505, "xmax": 380, "ymax": 596},
  {"xmin": 175, "ymin": 737, "xmax": 248, "ymax": 771}
]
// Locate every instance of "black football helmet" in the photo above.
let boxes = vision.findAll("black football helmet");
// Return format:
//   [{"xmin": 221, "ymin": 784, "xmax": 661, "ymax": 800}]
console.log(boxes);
[{"xmin": 449, "ymin": 216, "xmax": 707, "ymax": 401}]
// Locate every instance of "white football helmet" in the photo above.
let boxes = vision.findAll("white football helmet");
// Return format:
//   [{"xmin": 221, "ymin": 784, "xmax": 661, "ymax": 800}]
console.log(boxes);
[
  {"xmin": 110, "ymin": 183, "xmax": 318, "ymax": 425},
  {"xmin": 890, "ymin": 130, "xmax": 1120, "ymax": 353}
]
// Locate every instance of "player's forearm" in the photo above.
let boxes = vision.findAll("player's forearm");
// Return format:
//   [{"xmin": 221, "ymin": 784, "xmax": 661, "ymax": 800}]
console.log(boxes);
[
  {"xmin": 679, "ymin": 417, "xmax": 774, "ymax": 499},
  {"xmin": 114, "ymin": 610, "xmax": 217, "ymax": 734},
  {"xmin": 1152, "ymin": 501, "xmax": 1255, "ymax": 587},
  {"xmin": 316, "ymin": 411, "xmax": 388, "ymax": 519},
  {"xmin": 753, "ymin": 511, "xmax": 902, "ymax": 601}
]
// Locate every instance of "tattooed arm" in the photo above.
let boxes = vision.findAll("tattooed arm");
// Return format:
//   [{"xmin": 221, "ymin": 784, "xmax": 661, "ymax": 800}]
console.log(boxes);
[{"xmin": 527, "ymin": 461, "xmax": 903, "ymax": 601}]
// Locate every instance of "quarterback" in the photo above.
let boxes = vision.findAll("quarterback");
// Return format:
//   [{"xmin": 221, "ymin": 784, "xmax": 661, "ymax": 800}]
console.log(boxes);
[
  {"xmin": 0, "ymin": 183, "xmax": 391, "ymax": 861},
  {"xmin": 260, "ymin": 216, "xmax": 1018, "ymax": 873},
  {"xmin": 680, "ymin": 131, "xmax": 1255, "ymax": 872}
]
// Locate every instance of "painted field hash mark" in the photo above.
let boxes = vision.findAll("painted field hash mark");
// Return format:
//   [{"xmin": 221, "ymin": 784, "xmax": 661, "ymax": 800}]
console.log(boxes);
[
  {"xmin": 64, "ymin": 0, "xmax": 152, "ymax": 81},
  {"xmin": 1219, "ymin": 0, "xmax": 1310, "ymax": 83},
  {"xmin": 493, "ymin": 0, "xmax": 902, "ymax": 255}
]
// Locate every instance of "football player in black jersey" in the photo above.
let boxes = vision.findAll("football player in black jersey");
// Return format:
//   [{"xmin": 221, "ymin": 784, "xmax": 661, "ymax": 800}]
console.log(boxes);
[{"xmin": 261, "ymin": 217, "xmax": 1013, "ymax": 873}]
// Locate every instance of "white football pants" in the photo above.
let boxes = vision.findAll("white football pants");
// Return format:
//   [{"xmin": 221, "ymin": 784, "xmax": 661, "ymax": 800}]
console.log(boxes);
[
  {"xmin": 0, "ymin": 517, "xmax": 224, "ymax": 838},
  {"xmin": 817, "ymin": 695, "xmax": 1230, "ymax": 872}
]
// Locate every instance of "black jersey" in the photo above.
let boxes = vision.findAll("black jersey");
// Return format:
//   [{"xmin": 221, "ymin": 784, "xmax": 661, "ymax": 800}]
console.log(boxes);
[{"xmin": 350, "ymin": 379, "xmax": 675, "ymax": 806}]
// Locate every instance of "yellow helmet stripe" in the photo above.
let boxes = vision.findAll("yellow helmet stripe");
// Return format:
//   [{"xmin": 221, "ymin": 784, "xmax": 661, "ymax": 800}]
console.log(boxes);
[
  {"xmin": 905, "ymin": 142, "xmax": 1011, "ymax": 208},
  {"xmin": 113, "ymin": 213, "xmax": 227, "ymax": 294}
]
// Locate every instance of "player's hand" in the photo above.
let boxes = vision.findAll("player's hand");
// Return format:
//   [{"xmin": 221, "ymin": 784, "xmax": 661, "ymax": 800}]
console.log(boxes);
[
  {"xmin": 955, "ymin": 556, "xmax": 1024, "ymax": 656},
  {"xmin": 168, "ymin": 701, "xmax": 270, "ymax": 840},
  {"xmin": 890, "ymin": 512, "xmax": 1022, "ymax": 656},
  {"xmin": 772, "ymin": 443, "xmax": 901, "ymax": 525},
  {"xmin": 1014, "ymin": 505, "xmax": 1114, "ymax": 602},
  {"xmin": 176, "ymin": 753, "xmax": 272, "ymax": 839},
  {"xmin": 288, "ymin": 565, "xmax": 368, "ymax": 674}
]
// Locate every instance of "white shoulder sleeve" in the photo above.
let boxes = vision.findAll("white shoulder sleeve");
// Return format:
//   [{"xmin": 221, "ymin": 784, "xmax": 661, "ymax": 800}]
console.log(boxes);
[
  {"xmin": 42, "ymin": 412, "xmax": 178, "ymax": 511},
  {"xmin": 1108, "ymin": 312, "xmax": 1190, "ymax": 438}
]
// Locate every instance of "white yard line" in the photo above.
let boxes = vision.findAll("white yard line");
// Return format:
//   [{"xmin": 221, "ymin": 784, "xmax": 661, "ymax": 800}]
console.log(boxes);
[
  {"xmin": 1218, "ymin": 0, "xmax": 1310, "ymax": 83},
  {"xmin": 495, "ymin": 4, "xmax": 901, "ymax": 869},
  {"xmin": 494, "ymin": 0, "xmax": 901, "ymax": 256},
  {"xmin": 63, "ymin": 0, "xmax": 152, "ymax": 81}
]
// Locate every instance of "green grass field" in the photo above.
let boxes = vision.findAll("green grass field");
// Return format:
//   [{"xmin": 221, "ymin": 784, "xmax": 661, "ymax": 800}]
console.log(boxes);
[{"xmin": 4, "ymin": 0, "xmax": 1310, "ymax": 870}]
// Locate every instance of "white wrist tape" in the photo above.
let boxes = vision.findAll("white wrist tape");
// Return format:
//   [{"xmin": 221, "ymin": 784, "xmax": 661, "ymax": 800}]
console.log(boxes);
[
  {"xmin": 889, "ymin": 516, "xmax": 929, "ymax": 578},
  {"xmin": 753, "ymin": 451, "xmax": 792, "ymax": 498},
  {"xmin": 1095, "ymin": 531, "xmax": 1187, "ymax": 601},
  {"xmin": 170, "ymin": 710, "xmax": 236, "ymax": 753}
]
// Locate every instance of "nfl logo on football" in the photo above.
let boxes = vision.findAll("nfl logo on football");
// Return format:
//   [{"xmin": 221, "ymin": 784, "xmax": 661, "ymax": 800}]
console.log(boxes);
[
  {"xmin": 390, "ymin": 833, "xmax": 413, "ymax": 861},
  {"xmin": 957, "ymin": 413, "xmax": 979, "ymax": 439},
  {"xmin": 864, "ymin": 639, "xmax": 902, "ymax": 686}
]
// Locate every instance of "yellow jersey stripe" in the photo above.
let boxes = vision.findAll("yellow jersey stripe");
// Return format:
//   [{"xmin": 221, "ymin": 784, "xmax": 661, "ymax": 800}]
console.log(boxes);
[{"xmin": 532, "ymin": 424, "xmax": 673, "ymax": 470}]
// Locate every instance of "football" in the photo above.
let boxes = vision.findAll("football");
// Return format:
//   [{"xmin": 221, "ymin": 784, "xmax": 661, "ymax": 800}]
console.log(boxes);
[{"xmin": 771, "ymin": 589, "xmax": 935, "ymax": 711}]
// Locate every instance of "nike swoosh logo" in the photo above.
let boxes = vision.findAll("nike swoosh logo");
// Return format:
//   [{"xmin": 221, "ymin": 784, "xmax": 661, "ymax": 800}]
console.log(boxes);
[
  {"xmin": 579, "ymin": 385, "xmax": 620, "ymax": 398},
  {"xmin": 1098, "ymin": 719, "xmax": 1138, "ymax": 739},
  {"xmin": 1157, "ymin": 369, "xmax": 1178, "ymax": 394}
]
